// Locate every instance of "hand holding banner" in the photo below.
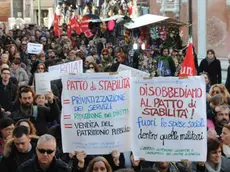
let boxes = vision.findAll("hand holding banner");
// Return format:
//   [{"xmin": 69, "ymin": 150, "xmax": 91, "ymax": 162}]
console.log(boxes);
[{"xmin": 61, "ymin": 71, "xmax": 131, "ymax": 154}]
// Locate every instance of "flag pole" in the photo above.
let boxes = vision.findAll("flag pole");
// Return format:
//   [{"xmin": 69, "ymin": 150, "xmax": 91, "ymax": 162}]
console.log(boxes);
[
  {"xmin": 188, "ymin": 0, "xmax": 192, "ymax": 37},
  {"xmin": 38, "ymin": 0, "xmax": 41, "ymax": 25}
]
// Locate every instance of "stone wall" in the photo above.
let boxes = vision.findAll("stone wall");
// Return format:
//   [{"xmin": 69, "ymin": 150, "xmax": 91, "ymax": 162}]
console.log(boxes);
[{"xmin": 0, "ymin": 0, "xmax": 11, "ymax": 21}]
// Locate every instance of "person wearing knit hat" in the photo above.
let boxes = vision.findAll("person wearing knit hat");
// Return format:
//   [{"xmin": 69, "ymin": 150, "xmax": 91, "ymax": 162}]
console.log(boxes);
[
  {"xmin": 0, "ymin": 117, "xmax": 14, "ymax": 131},
  {"xmin": 0, "ymin": 117, "xmax": 15, "ymax": 157}
]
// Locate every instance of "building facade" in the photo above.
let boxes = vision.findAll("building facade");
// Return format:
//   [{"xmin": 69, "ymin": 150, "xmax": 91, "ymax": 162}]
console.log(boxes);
[
  {"xmin": 150, "ymin": 0, "xmax": 229, "ymax": 80},
  {"xmin": 0, "ymin": 0, "xmax": 11, "ymax": 21}
]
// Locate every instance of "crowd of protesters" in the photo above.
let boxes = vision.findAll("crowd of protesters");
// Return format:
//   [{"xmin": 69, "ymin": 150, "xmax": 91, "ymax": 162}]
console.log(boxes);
[{"xmin": 0, "ymin": 11, "xmax": 230, "ymax": 171}]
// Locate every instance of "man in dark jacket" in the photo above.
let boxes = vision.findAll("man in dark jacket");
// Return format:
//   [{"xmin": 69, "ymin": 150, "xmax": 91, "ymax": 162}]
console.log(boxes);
[
  {"xmin": 0, "ymin": 126, "xmax": 38, "ymax": 172},
  {"xmin": 10, "ymin": 85, "xmax": 60, "ymax": 135},
  {"xmin": 17, "ymin": 134, "xmax": 71, "ymax": 172},
  {"xmin": 0, "ymin": 68, "xmax": 17, "ymax": 114}
]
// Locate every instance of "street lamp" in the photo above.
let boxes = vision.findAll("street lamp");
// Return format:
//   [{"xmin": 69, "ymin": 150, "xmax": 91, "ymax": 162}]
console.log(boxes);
[
  {"xmin": 133, "ymin": 42, "xmax": 138, "ymax": 50},
  {"xmin": 141, "ymin": 42, "xmax": 145, "ymax": 50}
]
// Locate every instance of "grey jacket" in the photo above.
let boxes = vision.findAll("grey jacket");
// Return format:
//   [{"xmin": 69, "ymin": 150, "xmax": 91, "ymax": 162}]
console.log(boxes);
[{"xmin": 11, "ymin": 67, "xmax": 29, "ymax": 86}]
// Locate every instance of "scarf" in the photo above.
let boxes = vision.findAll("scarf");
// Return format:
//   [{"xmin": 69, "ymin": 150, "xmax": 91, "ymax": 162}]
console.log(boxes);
[
  {"xmin": 206, "ymin": 57, "xmax": 215, "ymax": 65},
  {"xmin": 205, "ymin": 161, "xmax": 221, "ymax": 172},
  {"xmin": 223, "ymin": 144, "xmax": 230, "ymax": 158},
  {"xmin": 20, "ymin": 105, "xmax": 33, "ymax": 117},
  {"xmin": 157, "ymin": 55, "xmax": 170, "ymax": 68}
]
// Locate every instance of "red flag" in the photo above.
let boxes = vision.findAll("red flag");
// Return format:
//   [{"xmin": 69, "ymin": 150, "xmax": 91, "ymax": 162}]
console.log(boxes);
[
  {"xmin": 179, "ymin": 38, "xmax": 196, "ymax": 77},
  {"xmin": 67, "ymin": 23, "xmax": 71, "ymax": 38},
  {"xmin": 70, "ymin": 16, "xmax": 82, "ymax": 35},
  {"xmin": 84, "ymin": 30, "xmax": 94, "ymax": 38},
  {"xmin": 53, "ymin": 13, "xmax": 60, "ymax": 37},
  {"xmin": 80, "ymin": 16, "xmax": 94, "ymax": 38},
  {"xmin": 80, "ymin": 16, "xmax": 90, "ymax": 33}
]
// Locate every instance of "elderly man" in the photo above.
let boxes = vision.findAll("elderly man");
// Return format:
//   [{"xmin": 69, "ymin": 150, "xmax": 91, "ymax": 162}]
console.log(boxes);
[{"xmin": 17, "ymin": 134, "xmax": 70, "ymax": 172}]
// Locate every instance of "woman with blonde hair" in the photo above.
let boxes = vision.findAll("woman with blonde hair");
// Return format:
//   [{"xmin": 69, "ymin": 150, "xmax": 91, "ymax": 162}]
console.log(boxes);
[
  {"xmin": 209, "ymin": 84, "xmax": 230, "ymax": 104},
  {"xmin": 86, "ymin": 156, "xmax": 113, "ymax": 172}
]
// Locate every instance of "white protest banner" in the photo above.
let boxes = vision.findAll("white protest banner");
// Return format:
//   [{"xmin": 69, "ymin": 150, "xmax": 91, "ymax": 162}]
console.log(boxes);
[
  {"xmin": 27, "ymin": 43, "xmax": 43, "ymax": 54},
  {"xmin": 118, "ymin": 64, "xmax": 150, "ymax": 78},
  {"xmin": 35, "ymin": 72, "xmax": 51, "ymax": 94},
  {"xmin": 49, "ymin": 60, "xmax": 83, "ymax": 80},
  {"xmin": 61, "ymin": 71, "xmax": 131, "ymax": 154},
  {"xmin": 131, "ymin": 76, "xmax": 207, "ymax": 161}
]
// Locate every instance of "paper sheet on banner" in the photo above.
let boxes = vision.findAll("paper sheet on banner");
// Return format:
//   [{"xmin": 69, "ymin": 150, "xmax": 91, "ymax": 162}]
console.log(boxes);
[
  {"xmin": 118, "ymin": 64, "xmax": 150, "ymax": 78},
  {"xmin": 61, "ymin": 71, "xmax": 131, "ymax": 154},
  {"xmin": 48, "ymin": 60, "xmax": 83, "ymax": 80},
  {"xmin": 131, "ymin": 76, "xmax": 207, "ymax": 161},
  {"xmin": 27, "ymin": 43, "xmax": 43, "ymax": 54},
  {"xmin": 35, "ymin": 72, "xmax": 51, "ymax": 94}
]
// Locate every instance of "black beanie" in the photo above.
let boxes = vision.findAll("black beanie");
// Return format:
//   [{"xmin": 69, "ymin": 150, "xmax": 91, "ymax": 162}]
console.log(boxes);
[{"xmin": 0, "ymin": 117, "xmax": 14, "ymax": 130}]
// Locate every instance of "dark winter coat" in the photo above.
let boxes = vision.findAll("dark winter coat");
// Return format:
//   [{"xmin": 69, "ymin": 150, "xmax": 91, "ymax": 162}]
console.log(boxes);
[
  {"xmin": 225, "ymin": 65, "xmax": 230, "ymax": 93},
  {"xmin": 10, "ymin": 99, "xmax": 60, "ymax": 136},
  {"xmin": 17, "ymin": 155, "xmax": 71, "ymax": 172},
  {"xmin": 0, "ymin": 135, "xmax": 39, "ymax": 172},
  {"xmin": 198, "ymin": 58, "xmax": 222, "ymax": 85},
  {"xmin": 0, "ymin": 80, "xmax": 17, "ymax": 112}
]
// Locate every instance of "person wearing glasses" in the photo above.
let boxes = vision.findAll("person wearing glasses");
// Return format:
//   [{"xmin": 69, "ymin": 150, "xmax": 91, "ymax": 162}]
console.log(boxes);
[
  {"xmin": 85, "ymin": 62, "xmax": 100, "ymax": 73},
  {"xmin": 0, "ymin": 126, "xmax": 38, "ymax": 172},
  {"xmin": 17, "ymin": 134, "xmax": 70, "ymax": 172}
]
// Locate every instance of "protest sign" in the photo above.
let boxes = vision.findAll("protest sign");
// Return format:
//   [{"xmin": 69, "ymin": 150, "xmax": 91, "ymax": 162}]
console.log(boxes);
[
  {"xmin": 27, "ymin": 43, "xmax": 43, "ymax": 54},
  {"xmin": 35, "ymin": 72, "xmax": 51, "ymax": 94},
  {"xmin": 118, "ymin": 64, "xmax": 150, "ymax": 78},
  {"xmin": 131, "ymin": 76, "xmax": 207, "ymax": 161},
  {"xmin": 61, "ymin": 71, "xmax": 131, "ymax": 154},
  {"xmin": 48, "ymin": 60, "xmax": 83, "ymax": 80}
]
